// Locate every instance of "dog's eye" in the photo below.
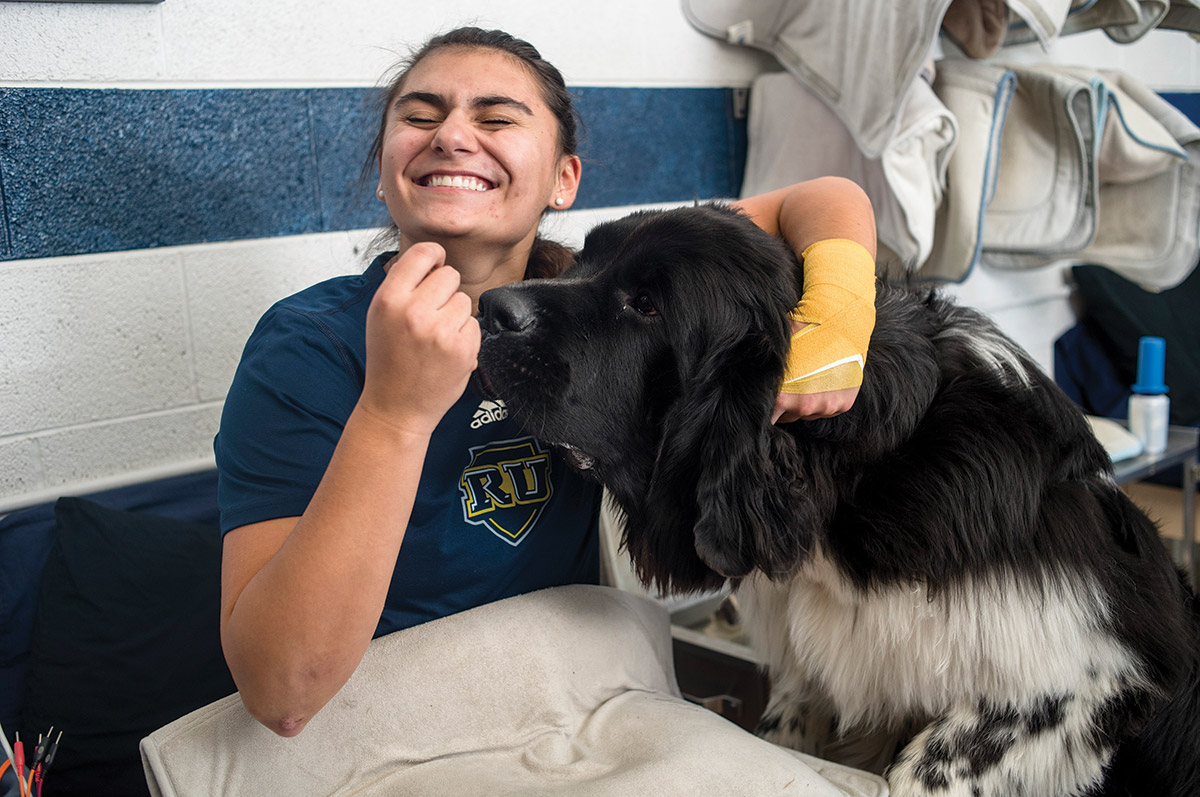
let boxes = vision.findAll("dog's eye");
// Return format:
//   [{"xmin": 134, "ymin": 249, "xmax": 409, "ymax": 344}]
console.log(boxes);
[{"xmin": 631, "ymin": 292, "xmax": 658, "ymax": 317}]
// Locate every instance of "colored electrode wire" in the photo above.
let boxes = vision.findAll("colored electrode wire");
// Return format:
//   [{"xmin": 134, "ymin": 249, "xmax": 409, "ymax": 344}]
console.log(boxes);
[
  {"xmin": 1, "ymin": 729, "xmax": 59, "ymax": 797},
  {"xmin": 14, "ymin": 733, "xmax": 25, "ymax": 797},
  {"xmin": 30, "ymin": 728, "xmax": 55, "ymax": 797},
  {"xmin": 35, "ymin": 730, "xmax": 59, "ymax": 797}
]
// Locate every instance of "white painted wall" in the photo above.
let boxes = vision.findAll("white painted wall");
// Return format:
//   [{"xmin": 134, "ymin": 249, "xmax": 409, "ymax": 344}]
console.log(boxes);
[
  {"xmin": 0, "ymin": 0, "xmax": 776, "ymax": 88},
  {"xmin": 0, "ymin": 1, "xmax": 1196, "ymax": 510}
]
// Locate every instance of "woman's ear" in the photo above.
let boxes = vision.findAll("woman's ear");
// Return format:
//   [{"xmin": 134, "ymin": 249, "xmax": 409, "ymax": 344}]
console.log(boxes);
[{"xmin": 549, "ymin": 154, "xmax": 582, "ymax": 210}]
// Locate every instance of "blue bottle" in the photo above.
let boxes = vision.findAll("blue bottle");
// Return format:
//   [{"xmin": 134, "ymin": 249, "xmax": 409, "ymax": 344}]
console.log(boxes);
[{"xmin": 1128, "ymin": 336, "xmax": 1170, "ymax": 455}]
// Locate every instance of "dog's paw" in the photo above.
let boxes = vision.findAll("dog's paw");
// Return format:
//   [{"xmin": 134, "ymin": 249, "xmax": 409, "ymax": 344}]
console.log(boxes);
[
  {"xmin": 886, "ymin": 746, "xmax": 977, "ymax": 797},
  {"xmin": 755, "ymin": 701, "xmax": 834, "ymax": 758}
]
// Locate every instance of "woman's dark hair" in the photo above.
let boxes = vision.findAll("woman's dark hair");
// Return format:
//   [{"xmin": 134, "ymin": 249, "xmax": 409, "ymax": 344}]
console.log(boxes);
[{"xmin": 363, "ymin": 27, "xmax": 580, "ymax": 278}]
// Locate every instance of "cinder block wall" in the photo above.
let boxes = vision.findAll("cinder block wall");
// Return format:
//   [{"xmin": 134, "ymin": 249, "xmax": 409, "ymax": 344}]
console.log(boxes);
[{"xmin": 1, "ymin": 0, "xmax": 1197, "ymax": 510}]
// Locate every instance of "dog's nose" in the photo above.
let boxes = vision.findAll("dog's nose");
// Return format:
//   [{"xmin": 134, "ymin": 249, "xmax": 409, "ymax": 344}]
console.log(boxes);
[{"xmin": 478, "ymin": 287, "xmax": 537, "ymax": 334}]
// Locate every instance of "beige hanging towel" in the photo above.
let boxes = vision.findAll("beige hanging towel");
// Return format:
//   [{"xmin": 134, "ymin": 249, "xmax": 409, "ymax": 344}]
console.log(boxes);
[
  {"xmin": 1162, "ymin": 0, "xmax": 1200, "ymax": 35},
  {"xmin": 979, "ymin": 66, "xmax": 1101, "ymax": 267},
  {"xmin": 740, "ymin": 67, "xmax": 958, "ymax": 272},
  {"xmin": 931, "ymin": 62, "xmax": 1198, "ymax": 291},
  {"xmin": 1070, "ymin": 68, "xmax": 1200, "ymax": 291},
  {"xmin": 682, "ymin": 0, "xmax": 954, "ymax": 159},
  {"xmin": 1005, "ymin": 0, "xmax": 1171, "ymax": 45},
  {"xmin": 920, "ymin": 60, "xmax": 1017, "ymax": 282}
]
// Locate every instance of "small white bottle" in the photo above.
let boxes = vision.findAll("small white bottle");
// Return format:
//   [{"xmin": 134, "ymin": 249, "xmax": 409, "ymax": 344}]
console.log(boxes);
[{"xmin": 1128, "ymin": 336, "xmax": 1170, "ymax": 456}]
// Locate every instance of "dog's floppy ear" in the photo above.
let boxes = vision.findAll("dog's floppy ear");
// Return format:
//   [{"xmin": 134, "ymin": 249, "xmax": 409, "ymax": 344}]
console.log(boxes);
[{"xmin": 647, "ymin": 329, "xmax": 812, "ymax": 580}]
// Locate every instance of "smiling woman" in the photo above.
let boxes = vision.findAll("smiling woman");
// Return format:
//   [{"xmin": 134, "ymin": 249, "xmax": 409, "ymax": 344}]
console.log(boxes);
[{"xmin": 212, "ymin": 25, "xmax": 878, "ymax": 738}]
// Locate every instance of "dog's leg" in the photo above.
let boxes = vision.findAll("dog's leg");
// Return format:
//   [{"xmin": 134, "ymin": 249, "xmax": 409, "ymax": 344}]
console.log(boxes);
[
  {"xmin": 740, "ymin": 574, "xmax": 914, "ymax": 773},
  {"xmin": 743, "ymin": 578, "xmax": 852, "ymax": 761},
  {"xmin": 756, "ymin": 678, "xmax": 914, "ymax": 774},
  {"xmin": 884, "ymin": 685, "xmax": 1151, "ymax": 797},
  {"xmin": 756, "ymin": 680, "xmax": 837, "ymax": 758}
]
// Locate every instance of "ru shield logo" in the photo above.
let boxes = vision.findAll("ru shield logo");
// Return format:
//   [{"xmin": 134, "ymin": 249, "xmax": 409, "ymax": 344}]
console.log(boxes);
[{"xmin": 459, "ymin": 437, "xmax": 553, "ymax": 546}]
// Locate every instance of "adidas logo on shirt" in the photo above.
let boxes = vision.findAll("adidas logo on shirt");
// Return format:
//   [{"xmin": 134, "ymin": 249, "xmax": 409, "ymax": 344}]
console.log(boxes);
[{"xmin": 471, "ymin": 399, "xmax": 510, "ymax": 429}]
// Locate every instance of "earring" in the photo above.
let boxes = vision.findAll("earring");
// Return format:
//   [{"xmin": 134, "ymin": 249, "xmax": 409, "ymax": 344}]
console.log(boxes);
[
  {"xmin": 555, "ymin": 197, "xmax": 564, "ymax": 206},
  {"xmin": 377, "ymin": 188, "xmax": 386, "ymax": 200}
]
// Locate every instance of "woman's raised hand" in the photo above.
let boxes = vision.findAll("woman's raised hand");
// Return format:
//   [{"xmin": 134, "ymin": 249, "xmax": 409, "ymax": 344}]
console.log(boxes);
[{"xmin": 360, "ymin": 242, "xmax": 481, "ymax": 436}]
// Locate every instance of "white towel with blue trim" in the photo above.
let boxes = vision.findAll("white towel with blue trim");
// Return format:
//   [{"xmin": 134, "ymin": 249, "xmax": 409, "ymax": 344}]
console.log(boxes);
[
  {"xmin": 980, "ymin": 65, "xmax": 1199, "ymax": 291},
  {"xmin": 1071, "ymin": 68, "xmax": 1200, "ymax": 291},
  {"xmin": 926, "ymin": 61, "xmax": 1199, "ymax": 291},
  {"xmin": 921, "ymin": 60, "xmax": 1016, "ymax": 283},
  {"xmin": 980, "ymin": 66, "xmax": 1100, "ymax": 266}
]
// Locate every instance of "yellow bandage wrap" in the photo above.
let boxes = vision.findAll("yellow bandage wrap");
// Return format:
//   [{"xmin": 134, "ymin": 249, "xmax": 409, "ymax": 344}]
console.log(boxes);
[{"xmin": 781, "ymin": 238, "xmax": 876, "ymax": 395}]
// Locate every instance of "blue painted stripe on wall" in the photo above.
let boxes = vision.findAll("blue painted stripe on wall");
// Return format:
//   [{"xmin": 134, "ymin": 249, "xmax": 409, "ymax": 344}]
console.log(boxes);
[
  {"xmin": 1163, "ymin": 92, "xmax": 1200, "ymax": 126},
  {"xmin": 0, "ymin": 86, "xmax": 747, "ymax": 261},
  {"xmin": 3, "ymin": 86, "xmax": 1193, "ymax": 262},
  {"xmin": 573, "ymin": 87, "xmax": 748, "ymax": 208},
  {"xmin": 0, "ymin": 89, "xmax": 326, "ymax": 260}
]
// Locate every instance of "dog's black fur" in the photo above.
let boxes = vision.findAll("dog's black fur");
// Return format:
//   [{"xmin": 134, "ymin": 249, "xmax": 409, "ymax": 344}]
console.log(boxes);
[{"xmin": 474, "ymin": 204, "xmax": 1200, "ymax": 796}]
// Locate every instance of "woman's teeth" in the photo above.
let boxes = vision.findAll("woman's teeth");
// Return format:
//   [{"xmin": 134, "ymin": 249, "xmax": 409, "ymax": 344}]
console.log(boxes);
[{"xmin": 424, "ymin": 175, "xmax": 490, "ymax": 191}]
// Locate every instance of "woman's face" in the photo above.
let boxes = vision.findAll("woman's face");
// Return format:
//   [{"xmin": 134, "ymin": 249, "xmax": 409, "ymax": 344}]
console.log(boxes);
[{"xmin": 378, "ymin": 47, "xmax": 580, "ymax": 253}]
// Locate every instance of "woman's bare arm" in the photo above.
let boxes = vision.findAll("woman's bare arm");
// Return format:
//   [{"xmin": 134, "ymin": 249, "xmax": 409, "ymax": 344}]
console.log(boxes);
[
  {"xmin": 733, "ymin": 177, "xmax": 877, "ymax": 422},
  {"xmin": 220, "ymin": 243, "xmax": 480, "ymax": 736}
]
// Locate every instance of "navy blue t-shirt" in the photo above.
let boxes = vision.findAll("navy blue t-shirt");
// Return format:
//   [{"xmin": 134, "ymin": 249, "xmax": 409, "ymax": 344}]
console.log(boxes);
[{"xmin": 214, "ymin": 253, "xmax": 601, "ymax": 635}]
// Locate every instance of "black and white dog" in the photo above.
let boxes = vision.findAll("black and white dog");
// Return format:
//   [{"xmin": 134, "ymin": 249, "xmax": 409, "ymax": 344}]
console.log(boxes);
[{"xmin": 474, "ymin": 204, "xmax": 1200, "ymax": 796}]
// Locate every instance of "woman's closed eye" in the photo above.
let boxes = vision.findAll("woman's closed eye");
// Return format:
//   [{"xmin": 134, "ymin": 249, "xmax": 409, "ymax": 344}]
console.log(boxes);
[
  {"xmin": 404, "ymin": 114, "xmax": 442, "ymax": 126},
  {"xmin": 404, "ymin": 114, "xmax": 512, "ymax": 129}
]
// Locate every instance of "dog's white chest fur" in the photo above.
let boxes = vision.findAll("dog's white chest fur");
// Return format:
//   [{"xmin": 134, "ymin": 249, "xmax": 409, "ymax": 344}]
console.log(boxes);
[{"xmin": 739, "ymin": 552, "xmax": 1141, "ymax": 731}]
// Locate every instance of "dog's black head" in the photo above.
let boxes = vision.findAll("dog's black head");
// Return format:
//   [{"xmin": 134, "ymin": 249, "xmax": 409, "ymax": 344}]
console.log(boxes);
[{"xmin": 476, "ymin": 204, "xmax": 814, "ymax": 593}]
